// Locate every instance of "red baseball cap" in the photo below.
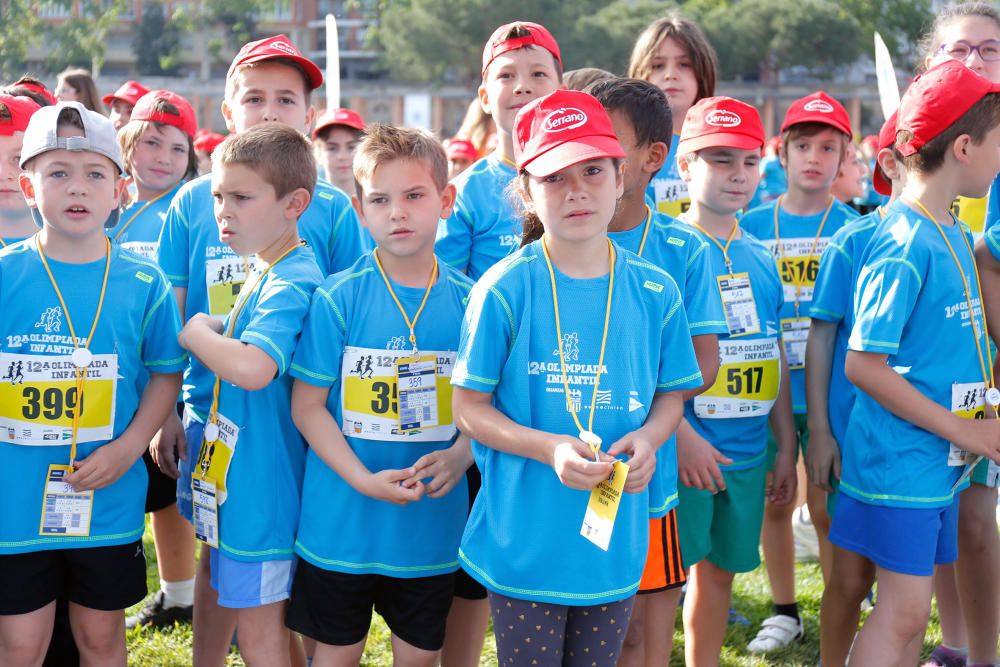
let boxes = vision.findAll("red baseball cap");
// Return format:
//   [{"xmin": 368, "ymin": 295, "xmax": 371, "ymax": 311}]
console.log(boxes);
[
  {"xmin": 0, "ymin": 94, "xmax": 41, "ymax": 136},
  {"xmin": 446, "ymin": 139, "xmax": 479, "ymax": 162},
  {"xmin": 514, "ymin": 90, "xmax": 624, "ymax": 177},
  {"xmin": 482, "ymin": 21, "xmax": 561, "ymax": 78},
  {"xmin": 14, "ymin": 80, "xmax": 57, "ymax": 106},
  {"xmin": 102, "ymin": 80, "xmax": 150, "ymax": 107},
  {"xmin": 872, "ymin": 111, "xmax": 898, "ymax": 196},
  {"xmin": 131, "ymin": 90, "xmax": 198, "ymax": 138},
  {"xmin": 781, "ymin": 91, "xmax": 852, "ymax": 137},
  {"xmin": 678, "ymin": 96, "xmax": 765, "ymax": 155},
  {"xmin": 896, "ymin": 59, "xmax": 1000, "ymax": 157},
  {"xmin": 227, "ymin": 34, "xmax": 323, "ymax": 91},
  {"xmin": 193, "ymin": 129, "xmax": 227, "ymax": 154},
  {"xmin": 312, "ymin": 108, "xmax": 365, "ymax": 138}
]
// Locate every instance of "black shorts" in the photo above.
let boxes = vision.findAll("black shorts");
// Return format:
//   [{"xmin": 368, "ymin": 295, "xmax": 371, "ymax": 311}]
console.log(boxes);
[
  {"xmin": 453, "ymin": 465, "xmax": 487, "ymax": 601},
  {"xmin": 0, "ymin": 541, "xmax": 147, "ymax": 615},
  {"xmin": 285, "ymin": 559, "xmax": 455, "ymax": 651},
  {"xmin": 142, "ymin": 450, "xmax": 178, "ymax": 513}
]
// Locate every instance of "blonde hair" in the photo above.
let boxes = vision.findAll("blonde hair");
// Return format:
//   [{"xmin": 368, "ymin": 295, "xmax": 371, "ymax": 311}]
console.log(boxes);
[
  {"xmin": 118, "ymin": 99, "xmax": 197, "ymax": 182},
  {"xmin": 353, "ymin": 124, "xmax": 449, "ymax": 197},
  {"xmin": 213, "ymin": 123, "xmax": 316, "ymax": 199},
  {"xmin": 455, "ymin": 99, "xmax": 494, "ymax": 156},
  {"xmin": 628, "ymin": 14, "xmax": 717, "ymax": 103}
]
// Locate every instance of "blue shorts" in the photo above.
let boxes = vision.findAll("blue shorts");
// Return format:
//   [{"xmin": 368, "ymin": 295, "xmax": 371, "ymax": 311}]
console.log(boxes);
[
  {"xmin": 829, "ymin": 494, "xmax": 959, "ymax": 576},
  {"xmin": 209, "ymin": 548, "xmax": 296, "ymax": 609},
  {"xmin": 176, "ymin": 409, "xmax": 204, "ymax": 523}
]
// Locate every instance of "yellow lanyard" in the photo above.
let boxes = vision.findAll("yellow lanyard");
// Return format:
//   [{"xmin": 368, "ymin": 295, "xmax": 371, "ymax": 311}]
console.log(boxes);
[
  {"xmin": 206, "ymin": 242, "xmax": 303, "ymax": 428},
  {"xmin": 373, "ymin": 249, "xmax": 438, "ymax": 352},
  {"xmin": 773, "ymin": 194, "xmax": 834, "ymax": 316},
  {"xmin": 909, "ymin": 198, "xmax": 996, "ymax": 403},
  {"xmin": 635, "ymin": 206, "xmax": 652, "ymax": 257},
  {"xmin": 36, "ymin": 236, "xmax": 112, "ymax": 465},
  {"xmin": 541, "ymin": 237, "xmax": 616, "ymax": 457},
  {"xmin": 498, "ymin": 154, "xmax": 517, "ymax": 170},
  {"xmin": 689, "ymin": 219, "xmax": 740, "ymax": 276},
  {"xmin": 113, "ymin": 188, "xmax": 174, "ymax": 241},
  {"xmin": 0, "ymin": 237, "xmax": 6, "ymax": 248}
]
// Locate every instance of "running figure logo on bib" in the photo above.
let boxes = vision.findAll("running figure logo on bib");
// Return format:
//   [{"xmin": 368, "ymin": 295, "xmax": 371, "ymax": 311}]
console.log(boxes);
[
  {"xmin": 205, "ymin": 256, "xmax": 256, "ymax": 320},
  {"xmin": 653, "ymin": 177, "xmax": 690, "ymax": 218},
  {"xmin": 949, "ymin": 382, "xmax": 988, "ymax": 466},
  {"xmin": 0, "ymin": 352, "xmax": 118, "ymax": 446},
  {"xmin": 694, "ymin": 338, "xmax": 780, "ymax": 419},
  {"xmin": 341, "ymin": 346, "xmax": 456, "ymax": 442}
]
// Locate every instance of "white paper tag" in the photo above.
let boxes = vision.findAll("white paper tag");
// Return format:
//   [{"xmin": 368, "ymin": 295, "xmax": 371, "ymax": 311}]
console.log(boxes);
[
  {"xmin": 40, "ymin": 464, "xmax": 92, "ymax": 536},
  {"xmin": 192, "ymin": 477, "xmax": 219, "ymax": 548}
]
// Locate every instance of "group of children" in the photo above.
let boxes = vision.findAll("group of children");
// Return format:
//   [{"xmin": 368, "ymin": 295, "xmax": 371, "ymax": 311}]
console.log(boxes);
[{"xmin": 0, "ymin": 4, "xmax": 999, "ymax": 667}]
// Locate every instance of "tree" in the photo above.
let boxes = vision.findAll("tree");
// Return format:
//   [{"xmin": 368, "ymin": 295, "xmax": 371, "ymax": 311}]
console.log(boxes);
[
  {"xmin": 0, "ymin": 0, "xmax": 43, "ymax": 80},
  {"xmin": 43, "ymin": 0, "xmax": 127, "ymax": 73},
  {"xmin": 838, "ymin": 0, "xmax": 932, "ymax": 67},
  {"xmin": 133, "ymin": 1, "xmax": 184, "ymax": 76}
]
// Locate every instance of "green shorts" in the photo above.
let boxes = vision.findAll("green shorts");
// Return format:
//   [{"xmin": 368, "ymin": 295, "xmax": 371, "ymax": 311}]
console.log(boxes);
[
  {"xmin": 677, "ymin": 463, "xmax": 767, "ymax": 574},
  {"xmin": 765, "ymin": 412, "xmax": 809, "ymax": 471},
  {"xmin": 970, "ymin": 457, "xmax": 999, "ymax": 488}
]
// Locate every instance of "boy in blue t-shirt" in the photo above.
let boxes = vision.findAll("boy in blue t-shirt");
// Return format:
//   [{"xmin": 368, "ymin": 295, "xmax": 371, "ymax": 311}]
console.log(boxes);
[
  {"xmin": 739, "ymin": 91, "xmax": 857, "ymax": 650},
  {"xmin": 435, "ymin": 21, "xmax": 563, "ymax": 280},
  {"xmin": 178, "ymin": 124, "xmax": 323, "ymax": 664},
  {"xmin": 831, "ymin": 60, "xmax": 1000, "ymax": 665},
  {"xmin": 807, "ymin": 112, "xmax": 905, "ymax": 666},
  {"xmin": 286, "ymin": 124, "xmax": 473, "ymax": 666},
  {"xmin": 672, "ymin": 96, "xmax": 798, "ymax": 664},
  {"xmin": 0, "ymin": 94, "xmax": 41, "ymax": 246},
  {"xmin": 0, "ymin": 102, "xmax": 184, "ymax": 665},
  {"xmin": 589, "ymin": 76, "xmax": 727, "ymax": 667},
  {"xmin": 156, "ymin": 34, "xmax": 365, "ymax": 661}
]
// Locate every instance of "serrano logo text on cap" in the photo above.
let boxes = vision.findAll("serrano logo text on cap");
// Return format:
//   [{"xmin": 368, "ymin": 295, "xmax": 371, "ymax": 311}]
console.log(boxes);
[
  {"xmin": 543, "ymin": 107, "xmax": 588, "ymax": 133},
  {"xmin": 803, "ymin": 99, "xmax": 834, "ymax": 113},
  {"xmin": 705, "ymin": 110, "xmax": 742, "ymax": 128}
]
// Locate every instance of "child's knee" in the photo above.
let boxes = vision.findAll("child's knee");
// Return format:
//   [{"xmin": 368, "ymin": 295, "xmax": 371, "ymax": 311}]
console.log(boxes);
[{"xmin": 0, "ymin": 635, "xmax": 48, "ymax": 666}]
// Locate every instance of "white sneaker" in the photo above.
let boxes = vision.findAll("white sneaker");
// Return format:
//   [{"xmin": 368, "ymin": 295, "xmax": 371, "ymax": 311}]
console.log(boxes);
[
  {"xmin": 792, "ymin": 504, "xmax": 820, "ymax": 562},
  {"xmin": 747, "ymin": 614, "xmax": 804, "ymax": 653}
]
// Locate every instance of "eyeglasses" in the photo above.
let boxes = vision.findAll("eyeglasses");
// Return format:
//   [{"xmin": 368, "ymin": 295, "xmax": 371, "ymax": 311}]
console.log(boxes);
[{"xmin": 938, "ymin": 39, "xmax": 1000, "ymax": 62}]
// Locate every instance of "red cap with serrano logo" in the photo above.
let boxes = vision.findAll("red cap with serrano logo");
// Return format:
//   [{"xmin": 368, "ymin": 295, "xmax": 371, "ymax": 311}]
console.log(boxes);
[{"xmin": 678, "ymin": 96, "xmax": 765, "ymax": 155}]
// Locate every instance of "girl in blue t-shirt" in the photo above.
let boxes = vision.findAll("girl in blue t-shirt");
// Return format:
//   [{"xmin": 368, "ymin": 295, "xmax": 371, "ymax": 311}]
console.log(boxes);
[{"xmin": 452, "ymin": 90, "xmax": 702, "ymax": 667}]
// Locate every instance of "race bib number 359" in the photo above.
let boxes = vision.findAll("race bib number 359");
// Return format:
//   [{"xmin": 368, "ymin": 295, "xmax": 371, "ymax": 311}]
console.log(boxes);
[
  {"xmin": 0, "ymin": 353, "xmax": 117, "ymax": 446},
  {"xmin": 341, "ymin": 346, "xmax": 456, "ymax": 442}
]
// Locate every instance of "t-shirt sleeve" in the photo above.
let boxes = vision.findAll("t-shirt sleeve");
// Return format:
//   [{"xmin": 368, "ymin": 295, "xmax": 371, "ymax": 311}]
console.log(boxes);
[
  {"xmin": 435, "ymin": 188, "xmax": 473, "ymax": 273},
  {"xmin": 290, "ymin": 284, "xmax": 347, "ymax": 388},
  {"xmin": 986, "ymin": 176, "xmax": 1000, "ymax": 235},
  {"xmin": 239, "ymin": 277, "xmax": 313, "ymax": 375},
  {"xmin": 141, "ymin": 274, "xmax": 188, "ymax": 373},
  {"xmin": 657, "ymin": 288, "xmax": 703, "ymax": 392},
  {"xmin": 157, "ymin": 190, "xmax": 191, "ymax": 288},
  {"xmin": 327, "ymin": 193, "xmax": 367, "ymax": 274},
  {"xmin": 985, "ymin": 222, "xmax": 1000, "ymax": 263},
  {"xmin": 683, "ymin": 240, "xmax": 728, "ymax": 335},
  {"xmin": 809, "ymin": 239, "xmax": 852, "ymax": 323},
  {"xmin": 452, "ymin": 281, "xmax": 513, "ymax": 392},
  {"xmin": 848, "ymin": 241, "xmax": 924, "ymax": 355}
]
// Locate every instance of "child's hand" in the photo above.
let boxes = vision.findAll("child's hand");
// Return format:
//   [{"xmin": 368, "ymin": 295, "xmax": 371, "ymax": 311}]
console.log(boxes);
[
  {"xmin": 607, "ymin": 433, "xmax": 657, "ymax": 493},
  {"xmin": 406, "ymin": 435, "xmax": 473, "ymax": 498},
  {"xmin": 804, "ymin": 427, "xmax": 840, "ymax": 491},
  {"xmin": 150, "ymin": 410, "xmax": 187, "ymax": 479},
  {"xmin": 951, "ymin": 415, "xmax": 1000, "ymax": 464},
  {"xmin": 550, "ymin": 437, "xmax": 614, "ymax": 490},
  {"xmin": 179, "ymin": 313, "xmax": 224, "ymax": 349},
  {"xmin": 65, "ymin": 436, "xmax": 143, "ymax": 491},
  {"xmin": 677, "ymin": 428, "xmax": 732, "ymax": 493},
  {"xmin": 767, "ymin": 450, "xmax": 797, "ymax": 505},
  {"xmin": 361, "ymin": 467, "xmax": 426, "ymax": 506}
]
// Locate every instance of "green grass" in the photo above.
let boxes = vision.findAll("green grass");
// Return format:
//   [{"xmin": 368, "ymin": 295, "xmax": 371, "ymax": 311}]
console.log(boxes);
[{"xmin": 126, "ymin": 524, "xmax": 944, "ymax": 666}]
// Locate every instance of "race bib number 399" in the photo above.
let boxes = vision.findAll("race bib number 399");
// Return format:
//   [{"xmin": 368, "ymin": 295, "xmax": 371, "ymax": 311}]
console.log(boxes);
[
  {"xmin": 0, "ymin": 353, "xmax": 117, "ymax": 446},
  {"xmin": 341, "ymin": 346, "xmax": 456, "ymax": 442}
]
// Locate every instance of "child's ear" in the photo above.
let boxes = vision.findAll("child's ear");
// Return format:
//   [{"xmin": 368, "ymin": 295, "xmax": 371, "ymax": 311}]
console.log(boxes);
[
  {"xmin": 18, "ymin": 173, "xmax": 37, "ymax": 206},
  {"xmin": 615, "ymin": 162, "xmax": 625, "ymax": 199},
  {"xmin": 677, "ymin": 154, "xmax": 693, "ymax": 183},
  {"xmin": 644, "ymin": 141, "xmax": 669, "ymax": 175},
  {"xmin": 285, "ymin": 187, "xmax": 311, "ymax": 220},
  {"xmin": 953, "ymin": 134, "xmax": 973, "ymax": 164},
  {"xmin": 477, "ymin": 83, "xmax": 492, "ymax": 116},
  {"xmin": 438, "ymin": 183, "xmax": 457, "ymax": 220},
  {"xmin": 220, "ymin": 99, "xmax": 237, "ymax": 134}
]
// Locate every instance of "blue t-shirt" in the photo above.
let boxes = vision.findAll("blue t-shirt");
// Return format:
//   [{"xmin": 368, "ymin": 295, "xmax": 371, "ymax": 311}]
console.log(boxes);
[
  {"xmin": 740, "ymin": 198, "xmax": 858, "ymax": 413},
  {"xmin": 645, "ymin": 134, "xmax": 690, "ymax": 218},
  {"xmin": 108, "ymin": 183, "xmax": 183, "ymax": 261},
  {"xmin": 843, "ymin": 201, "xmax": 988, "ymax": 508},
  {"xmin": 453, "ymin": 241, "xmax": 703, "ymax": 605},
  {"xmin": 291, "ymin": 253, "xmax": 473, "ymax": 577},
  {"xmin": 808, "ymin": 209, "xmax": 883, "ymax": 447},
  {"xmin": 208, "ymin": 246, "xmax": 322, "ymax": 562},
  {"xmin": 610, "ymin": 208, "xmax": 727, "ymax": 513},
  {"xmin": 0, "ymin": 239, "xmax": 186, "ymax": 554},
  {"xmin": 983, "ymin": 173, "xmax": 1000, "ymax": 234},
  {"xmin": 157, "ymin": 174, "xmax": 365, "ymax": 422},
  {"xmin": 682, "ymin": 224, "xmax": 784, "ymax": 469},
  {"xmin": 436, "ymin": 155, "xmax": 521, "ymax": 280}
]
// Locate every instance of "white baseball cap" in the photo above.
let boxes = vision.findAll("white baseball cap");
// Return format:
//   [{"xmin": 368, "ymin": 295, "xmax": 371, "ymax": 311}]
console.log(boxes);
[{"xmin": 20, "ymin": 101, "xmax": 124, "ymax": 173}]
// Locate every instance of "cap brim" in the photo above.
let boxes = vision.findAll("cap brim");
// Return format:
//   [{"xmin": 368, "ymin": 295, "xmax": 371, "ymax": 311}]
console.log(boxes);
[
  {"xmin": 313, "ymin": 118, "xmax": 364, "ymax": 138},
  {"xmin": 242, "ymin": 54, "xmax": 324, "ymax": 90},
  {"xmin": 522, "ymin": 136, "xmax": 625, "ymax": 177},
  {"xmin": 781, "ymin": 115, "xmax": 852, "ymax": 137},
  {"xmin": 678, "ymin": 133, "xmax": 763, "ymax": 155},
  {"xmin": 872, "ymin": 166, "xmax": 890, "ymax": 196},
  {"xmin": 101, "ymin": 94, "xmax": 115, "ymax": 105}
]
